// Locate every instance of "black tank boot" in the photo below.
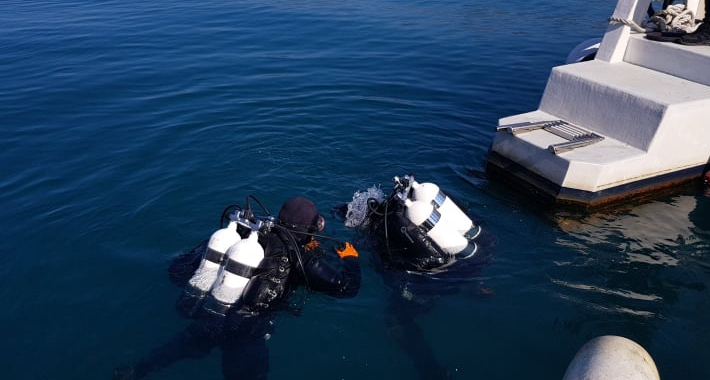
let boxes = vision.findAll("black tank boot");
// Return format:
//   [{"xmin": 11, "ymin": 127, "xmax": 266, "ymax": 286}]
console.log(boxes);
[
  {"xmin": 679, "ymin": 21, "xmax": 710, "ymax": 45},
  {"xmin": 679, "ymin": 0, "xmax": 710, "ymax": 46}
]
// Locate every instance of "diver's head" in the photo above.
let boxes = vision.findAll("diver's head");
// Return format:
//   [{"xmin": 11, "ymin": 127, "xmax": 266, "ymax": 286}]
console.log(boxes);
[{"xmin": 278, "ymin": 196, "xmax": 325, "ymax": 241}]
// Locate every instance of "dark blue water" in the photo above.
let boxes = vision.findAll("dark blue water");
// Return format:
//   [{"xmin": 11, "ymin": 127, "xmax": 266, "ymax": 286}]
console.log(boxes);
[{"xmin": 2, "ymin": 0, "xmax": 709, "ymax": 379}]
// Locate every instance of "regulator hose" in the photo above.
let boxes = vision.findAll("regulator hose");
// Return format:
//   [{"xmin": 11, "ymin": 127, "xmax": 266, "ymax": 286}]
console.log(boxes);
[{"xmin": 219, "ymin": 204, "xmax": 242, "ymax": 228}]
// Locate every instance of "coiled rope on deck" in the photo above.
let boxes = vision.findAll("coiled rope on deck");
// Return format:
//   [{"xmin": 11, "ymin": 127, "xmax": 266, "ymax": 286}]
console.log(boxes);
[
  {"xmin": 608, "ymin": 16, "xmax": 647, "ymax": 32},
  {"xmin": 609, "ymin": 4, "xmax": 700, "ymax": 34}
]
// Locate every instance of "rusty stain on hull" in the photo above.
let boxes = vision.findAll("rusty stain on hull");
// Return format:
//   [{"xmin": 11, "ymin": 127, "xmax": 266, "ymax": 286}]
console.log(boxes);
[{"xmin": 485, "ymin": 151, "xmax": 706, "ymax": 211}]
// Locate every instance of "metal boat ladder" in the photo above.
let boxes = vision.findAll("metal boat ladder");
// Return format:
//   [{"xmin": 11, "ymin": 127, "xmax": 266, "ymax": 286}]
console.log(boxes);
[{"xmin": 496, "ymin": 120, "xmax": 604, "ymax": 154}]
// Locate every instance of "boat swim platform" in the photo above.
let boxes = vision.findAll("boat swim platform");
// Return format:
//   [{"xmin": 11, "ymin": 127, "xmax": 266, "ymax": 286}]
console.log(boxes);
[{"xmin": 486, "ymin": 0, "xmax": 710, "ymax": 209}]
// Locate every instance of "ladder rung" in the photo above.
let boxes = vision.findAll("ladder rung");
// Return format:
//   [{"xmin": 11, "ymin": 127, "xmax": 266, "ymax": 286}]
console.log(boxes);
[
  {"xmin": 545, "ymin": 122, "xmax": 592, "ymax": 140},
  {"xmin": 498, "ymin": 119, "xmax": 605, "ymax": 154},
  {"xmin": 548, "ymin": 135, "xmax": 605, "ymax": 154},
  {"xmin": 496, "ymin": 120, "xmax": 561, "ymax": 135}
]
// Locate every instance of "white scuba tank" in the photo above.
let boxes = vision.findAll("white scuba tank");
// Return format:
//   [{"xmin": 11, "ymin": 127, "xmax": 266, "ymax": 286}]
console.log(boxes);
[
  {"xmin": 410, "ymin": 180, "xmax": 473, "ymax": 235},
  {"xmin": 208, "ymin": 231, "xmax": 264, "ymax": 314},
  {"xmin": 187, "ymin": 221, "xmax": 241, "ymax": 297},
  {"xmin": 404, "ymin": 199, "xmax": 469, "ymax": 255}
]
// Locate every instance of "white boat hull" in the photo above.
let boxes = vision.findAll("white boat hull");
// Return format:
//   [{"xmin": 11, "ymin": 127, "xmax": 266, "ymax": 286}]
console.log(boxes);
[{"xmin": 486, "ymin": 2, "xmax": 710, "ymax": 208}]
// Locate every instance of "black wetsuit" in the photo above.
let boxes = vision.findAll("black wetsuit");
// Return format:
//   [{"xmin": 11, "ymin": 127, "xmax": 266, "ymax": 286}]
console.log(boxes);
[
  {"xmin": 114, "ymin": 228, "xmax": 360, "ymax": 380},
  {"xmin": 362, "ymin": 196, "xmax": 462, "ymax": 272}
]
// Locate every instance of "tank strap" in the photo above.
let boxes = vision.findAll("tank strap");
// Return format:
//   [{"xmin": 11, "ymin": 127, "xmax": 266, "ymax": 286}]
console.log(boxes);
[
  {"xmin": 224, "ymin": 259, "xmax": 258, "ymax": 278},
  {"xmin": 431, "ymin": 191, "xmax": 446, "ymax": 208},
  {"xmin": 205, "ymin": 247, "xmax": 226, "ymax": 264},
  {"xmin": 420, "ymin": 208, "xmax": 441, "ymax": 232}
]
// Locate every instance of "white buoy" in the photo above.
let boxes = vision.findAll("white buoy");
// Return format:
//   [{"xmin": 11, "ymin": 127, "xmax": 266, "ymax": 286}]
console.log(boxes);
[{"xmin": 562, "ymin": 335, "xmax": 660, "ymax": 380}]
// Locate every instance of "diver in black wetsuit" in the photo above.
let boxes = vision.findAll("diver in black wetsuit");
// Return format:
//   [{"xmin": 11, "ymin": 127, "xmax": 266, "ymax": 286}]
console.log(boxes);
[
  {"xmin": 348, "ymin": 175, "xmax": 484, "ymax": 272},
  {"xmin": 113, "ymin": 196, "xmax": 361, "ymax": 380},
  {"xmin": 338, "ymin": 175, "xmax": 493, "ymax": 380}
]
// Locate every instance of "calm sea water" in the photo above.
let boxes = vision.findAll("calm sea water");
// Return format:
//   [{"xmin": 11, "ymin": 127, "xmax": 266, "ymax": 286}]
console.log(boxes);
[{"xmin": 2, "ymin": 0, "xmax": 709, "ymax": 379}]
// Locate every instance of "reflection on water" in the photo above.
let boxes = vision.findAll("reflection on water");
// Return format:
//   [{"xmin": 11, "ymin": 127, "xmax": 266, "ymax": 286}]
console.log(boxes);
[
  {"xmin": 555, "ymin": 196, "xmax": 702, "ymax": 266},
  {"xmin": 549, "ymin": 279, "xmax": 663, "ymax": 302},
  {"xmin": 4, "ymin": 0, "xmax": 710, "ymax": 378},
  {"xmin": 544, "ymin": 193, "xmax": 710, "ymax": 342}
]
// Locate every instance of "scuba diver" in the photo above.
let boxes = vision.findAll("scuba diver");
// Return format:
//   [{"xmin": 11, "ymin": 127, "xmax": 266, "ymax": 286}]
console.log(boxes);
[
  {"xmin": 338, "ymin": 174, "xmax": 492, "ymax": 380},
  {"xmin": 113, "ymin": 196, "xmax": 361, "ymax": 380},
  {"xmin": 342, "ymin": 174, "xmax": 484, "ymax": 272}
]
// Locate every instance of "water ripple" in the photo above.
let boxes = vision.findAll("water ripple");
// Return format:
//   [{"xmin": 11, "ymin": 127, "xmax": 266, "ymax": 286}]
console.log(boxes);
[{"xmin": 1, "ymin": 1, "xmax": 708, "ymax": 379}]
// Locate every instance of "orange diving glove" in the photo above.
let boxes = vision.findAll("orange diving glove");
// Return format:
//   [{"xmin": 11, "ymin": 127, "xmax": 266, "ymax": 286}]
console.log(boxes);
[{"xmin": 335, "ymin": 242, "xmax": 358, "ymax": 259}]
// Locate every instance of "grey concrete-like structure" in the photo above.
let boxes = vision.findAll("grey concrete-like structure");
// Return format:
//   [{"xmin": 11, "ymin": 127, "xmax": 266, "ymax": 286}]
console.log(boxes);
[{"xmin": 487, "ymin": 0, "xmax": 710, "ymax": 208}]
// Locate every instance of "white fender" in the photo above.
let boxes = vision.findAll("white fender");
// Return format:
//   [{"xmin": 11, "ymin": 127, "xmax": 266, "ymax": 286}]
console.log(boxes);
[
  {"xmin": 565, "ymin": 37, "xmax": 602, "ymax": 64},
  {"xmin": 404, "ymin": 199, "xmax": 469, "ymax": 255},
  {"xmin": 209, "ymin": 231, "xmax": 265, "ymax": 312},
  {"xmin": 562, "ymin": 336, "xmax": 660, "ymax": 380},
  {"xmin": 187, "ymin": 221, "xmax": 241, "ymax": 295},
  {"xmin": 411, "ymin": 180, "xmax": 473, "ymax": 235}
]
